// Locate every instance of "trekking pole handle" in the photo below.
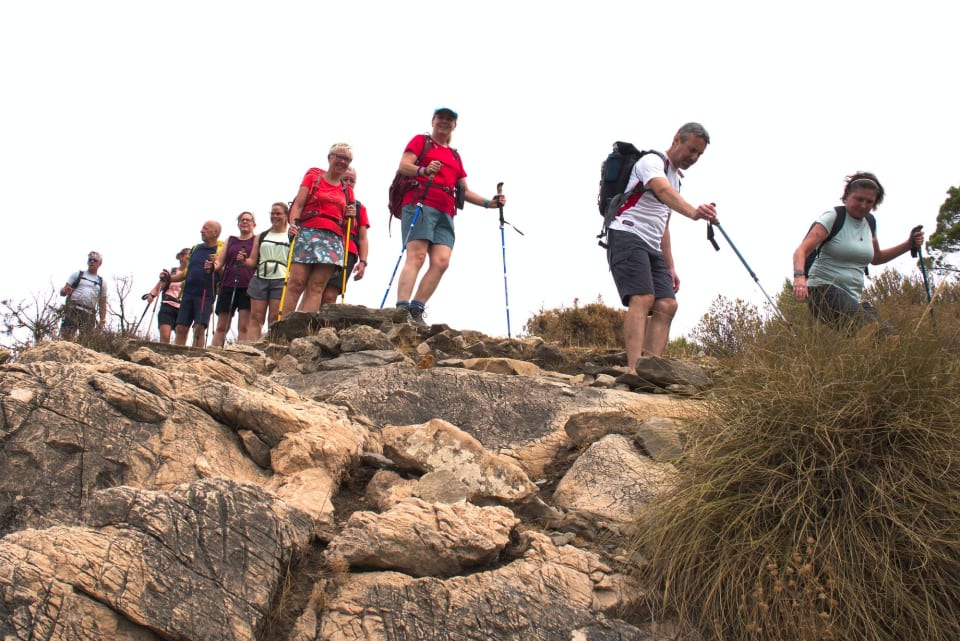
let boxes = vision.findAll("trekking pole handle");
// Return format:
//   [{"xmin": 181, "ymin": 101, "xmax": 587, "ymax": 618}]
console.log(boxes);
[
  {"xmin": 497, "ymin": 182, "xmax": 505, "ymax": 225},
  {"xmin": 909, "ymin": 225, "xmax": 923, "ymax": 258}
]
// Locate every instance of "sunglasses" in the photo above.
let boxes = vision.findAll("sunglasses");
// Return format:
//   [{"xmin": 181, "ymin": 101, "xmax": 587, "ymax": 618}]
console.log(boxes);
[
  {"xmin": 87, "ymin": 257, "xmax": 100, "ymax": 263},
  {"xmin": 332, "ymin": 153, "xmax": 353, "ymax": 163}
]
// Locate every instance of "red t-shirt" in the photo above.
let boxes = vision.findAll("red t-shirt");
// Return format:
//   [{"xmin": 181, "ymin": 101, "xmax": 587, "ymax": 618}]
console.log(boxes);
[
  {"xmin": 401, "ymin": 134, "xmax": 467, "ymax": 215},
  {"xmin": 346, "ymin": 202, "xmax": 370, "ymax": 256},
  {"xmin": 299, "ymin": 168, "xmax": 355, "ymax": 235}
]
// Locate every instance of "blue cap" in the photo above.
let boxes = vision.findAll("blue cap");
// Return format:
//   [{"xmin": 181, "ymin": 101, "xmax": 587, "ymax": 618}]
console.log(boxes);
[{"xmin": 433, "ymin": 107, "xmax": 458, "ymax": 119}]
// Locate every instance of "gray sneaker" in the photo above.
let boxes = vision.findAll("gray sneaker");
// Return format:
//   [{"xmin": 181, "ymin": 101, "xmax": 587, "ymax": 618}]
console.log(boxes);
[{"xmin": 408, "ymin": 306, "xmax": 429, "ymax": 329}]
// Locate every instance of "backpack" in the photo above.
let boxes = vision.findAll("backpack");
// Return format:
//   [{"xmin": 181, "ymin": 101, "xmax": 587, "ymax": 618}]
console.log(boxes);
[
  {"xmin": 387, "ymin": 135, "xmax": 464, "ymax": 222},
  {"xmin": 804, "ymin": 205, "xmax": 877, "ymax": 277},
  {"xmin": 70, "ymin": 271, "xmax": 103, "ymax": 292},
  {"xmin": 596, "ymin": 142, "xmax": 668, "ymax": 248}
]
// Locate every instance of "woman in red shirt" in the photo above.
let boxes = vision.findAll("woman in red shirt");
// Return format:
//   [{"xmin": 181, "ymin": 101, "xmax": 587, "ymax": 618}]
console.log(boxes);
[{"xmin": 282, "ymin": 143, "xmax": 356, "ymax": 314}]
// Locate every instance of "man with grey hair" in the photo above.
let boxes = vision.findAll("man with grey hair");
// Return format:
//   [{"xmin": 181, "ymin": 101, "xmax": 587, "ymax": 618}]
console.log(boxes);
[{"xmin": 606, "ymin": 122, "xmax": 718, "ymax": 367}]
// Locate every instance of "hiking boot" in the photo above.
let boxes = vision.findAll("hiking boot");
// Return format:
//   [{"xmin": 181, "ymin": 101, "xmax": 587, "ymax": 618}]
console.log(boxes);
[{"xmin": 408, "ymin": 306, "xmax": 429, "ymax": 329}]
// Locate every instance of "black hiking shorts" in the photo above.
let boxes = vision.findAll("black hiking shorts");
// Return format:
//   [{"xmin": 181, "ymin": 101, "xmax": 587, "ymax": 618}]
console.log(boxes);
[{"xmin": 607, "ymin": 229, "xmax": 675, "ymax": 307}]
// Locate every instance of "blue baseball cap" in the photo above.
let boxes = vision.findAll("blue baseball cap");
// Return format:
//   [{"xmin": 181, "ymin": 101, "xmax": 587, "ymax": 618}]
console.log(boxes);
[{"xmin": 433, "ymin": 107, "xmax": 458, "ymax": 119}]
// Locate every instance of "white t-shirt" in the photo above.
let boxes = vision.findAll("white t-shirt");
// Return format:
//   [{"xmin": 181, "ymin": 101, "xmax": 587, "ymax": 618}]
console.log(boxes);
[
  {"xmin": 607, "ymin": 152, "xmax": 679, "ymax": 252},
  {"xmin": 67, "ymin": 271, "xmax": 102, "ymax": 310}
]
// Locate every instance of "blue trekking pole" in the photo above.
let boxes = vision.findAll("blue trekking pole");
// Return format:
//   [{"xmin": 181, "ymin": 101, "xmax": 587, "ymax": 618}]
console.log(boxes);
[
  {"xmin": 495, "ymin": 182, "xmax": 523, "ymax": 337},
  {"xmin": 707, "ymin": 221, "xmax": 788, "ymax": 324},
  {"xmin": 380, "ymin": 175, "xmax": 434, "ymax": 308}
]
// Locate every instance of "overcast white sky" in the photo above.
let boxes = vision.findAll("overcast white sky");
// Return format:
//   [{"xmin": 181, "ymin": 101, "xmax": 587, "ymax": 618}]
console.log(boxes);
[{"xmin": 1, "ymin": 1, "xmax": 957, "ymax": 343}]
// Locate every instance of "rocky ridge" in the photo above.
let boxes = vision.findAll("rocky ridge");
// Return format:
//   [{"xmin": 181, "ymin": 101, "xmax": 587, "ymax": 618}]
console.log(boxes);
[{"xmin": 0, "ymin": 305, "xmax": 715, "ymax": 641}]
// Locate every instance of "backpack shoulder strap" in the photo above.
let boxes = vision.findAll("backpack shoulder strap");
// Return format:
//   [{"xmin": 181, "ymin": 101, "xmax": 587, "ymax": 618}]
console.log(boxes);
[
  {"xmin": 259, "ymin": 230, "xmax": 269, "ymax": 245},
  {"xmin": 626, "ymin": 150, "xmax": 668, "ymax": 198},
  {"xmin": 70, "ymin": 271, "xmax": 83, "ymax": 289},
  {"xmin": 866, "ymin": 212, "xmax": 877, "ymax": 236},
  {"xmin": 826, "ymin": 205, "xmax": 847, "ymax": 243},
  {"xmin": 416, "ymin": 134, "xmax": 434, "ymax": 164}
]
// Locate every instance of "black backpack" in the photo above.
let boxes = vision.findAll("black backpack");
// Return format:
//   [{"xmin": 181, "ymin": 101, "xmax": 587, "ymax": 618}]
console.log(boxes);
[
  {"xmin": 596, "ymin": 142, "xmax": 667, "ymax": 247},
  {"xmin": 804, "ymin": 205, "xmax": 877, "ymax": 276},
  {"xmin": 69, "ymin": 271, "xmax": 103, "ymax": 292}
]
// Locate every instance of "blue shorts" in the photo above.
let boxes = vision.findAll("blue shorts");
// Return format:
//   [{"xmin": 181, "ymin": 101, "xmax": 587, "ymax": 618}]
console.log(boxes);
[
  {"xmin": 607, "ymin": 229, "xmax": 675, "ymax": 306},
  {"xmin": 401, "ymin": 204, "xmax": 455, "ymax": 248},
  {"xmin": 176, "ymin": 292, "xmax": 214, "ymax": 327}
]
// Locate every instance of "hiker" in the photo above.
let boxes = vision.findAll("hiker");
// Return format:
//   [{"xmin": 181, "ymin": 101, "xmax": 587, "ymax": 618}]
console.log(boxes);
[
  {"xmin": 166, "ymin": 220, "xmax": 222, "ymax": 347},
  {"xmin": 59, "ymin": 251, "xmax": 108, "ymax": 341},
  {"xmin": 240, "ymin": 202, "xmax": 292, "ymax": 341},
  {"xmin": 322, "ymin": 167, "xmax": 369, "ymax": 305},
  {"xmin": 282, "ymin": 143, "xmax": 356, "ymax": 315},
  {"xmin": 393, "ymin": 107, "xmax": 506, "ymax": 328},
  {"xmin": 606, "ymin": 122, "xmax": 717, "ymax": 366},
  {"xmin": 145, "ymin": 247, "xmax": 190, "ymax": 343},
  {"xmin": 211, "ymin": 212, "xmax": 256, "ymax": 346},
  {"xmin": 791, "ymin": 172, "xmax": 924, "ymax": 333}
]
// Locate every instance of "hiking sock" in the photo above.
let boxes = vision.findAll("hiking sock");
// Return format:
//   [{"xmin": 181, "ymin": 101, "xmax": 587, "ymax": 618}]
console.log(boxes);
[
  {"xmin": 396, "ymin": 301, "xmax": 410, "ymax": 308},
  {"xmin": 410, "ymin": 301, "xmax": 425, "ymax": 311}
]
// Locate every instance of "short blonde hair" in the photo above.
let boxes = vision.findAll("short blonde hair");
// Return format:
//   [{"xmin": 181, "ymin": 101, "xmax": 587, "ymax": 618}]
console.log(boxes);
[
  {"xmin": 237, "ymin": 211, "xmax": 256, "ymax": 224},
  {"xmin": 328, "ymin": 142, "xmax": 353, "ymax": 157}
]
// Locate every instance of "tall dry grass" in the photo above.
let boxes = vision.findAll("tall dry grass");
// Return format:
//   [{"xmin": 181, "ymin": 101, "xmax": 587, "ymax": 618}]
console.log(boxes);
[{"xmin": 628, "ymin": 311, "xmax": 960, "ymax": 640}]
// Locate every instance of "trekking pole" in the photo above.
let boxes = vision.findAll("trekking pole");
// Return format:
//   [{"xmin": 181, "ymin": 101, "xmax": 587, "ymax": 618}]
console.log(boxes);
[
  {"xmin": 340, "ymin": 213, "xmax": 354, "ymax": 303},
  {"xmin": 199, "ymin": 288, "xmax": 208, "ymax": 348},
  {"xmin": 277, "ymin": 218, "xmax": 299, "ymax": 322},
  {"xmin": 708, "ymin": 222, "xmax": 788, "ymax": 324},
  {"xmin": 226, "ymin": 270, "xmax": 240, "ymax": 342},
  {"xmin": 145, "ymin": 295, "xmax": 158, "ymax": 341},
  {"xmin": 495, "ymin": 182, "xmax": 524, "ymax": 338},
  {"xmin": 910, "ymin": 225, "xmax": 932, "ymax": 306},
  {"xmin": 134, "ymin": 294, "xmax": 153, "ymax": 337},
  {"xmin": 380, "ymin": 175, "xmax": 435, "ymax": 308}
]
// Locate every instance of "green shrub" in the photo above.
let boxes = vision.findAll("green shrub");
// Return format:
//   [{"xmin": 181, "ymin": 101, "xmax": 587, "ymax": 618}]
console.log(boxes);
[
  {"xmin": 689, "ymin": 296, "xmax": 766, "ymax": 358},
  {"xmin": 523, "ymin": 297, "xmax": 624, "ymax": 350}
]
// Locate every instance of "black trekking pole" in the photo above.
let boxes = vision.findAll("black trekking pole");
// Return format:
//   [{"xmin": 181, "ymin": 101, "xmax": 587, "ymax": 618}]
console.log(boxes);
[
  {"xmin": 495, "ymin": 181, "xmax": 523, "ymax": 338},
  {"xmin": 910, "ymin": 225, "xmax": 933, "ymax": 306},
  {"xmin": 226, "ymin": 270, "xmax": 240, "ymax": 342},
  {"xmin": 380, "ymin": 175, "xmax": 435, "ymax": 308},
  {"xmin": 708, "ymin": 222, "xmax": 788, "ymax": 324},
  {"xmin": 134, "ymin": 294, "xmax": 155, "ymax": 337}
]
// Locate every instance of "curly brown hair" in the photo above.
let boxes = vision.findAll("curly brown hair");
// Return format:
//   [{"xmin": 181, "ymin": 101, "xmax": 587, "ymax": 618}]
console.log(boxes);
[{"xmin": 842, "ymin": 171, "xmax": 885, "ymax": 207}]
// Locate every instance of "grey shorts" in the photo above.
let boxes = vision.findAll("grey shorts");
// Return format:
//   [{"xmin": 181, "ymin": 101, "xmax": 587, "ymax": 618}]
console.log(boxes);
[
  {"xmin": 401, "ymin": 204, "xmax": 455, "ymax": 248},
  {"xmin": 607, "ymin": 229, "xmax": 675, "ymax": 306},
  {"xmin": 293, "ymin": 227, "xmax": 343, "ymax": 265},
  {"xmin": 247, "ymin": 275, "xmax": 285, "ymax": 301}
]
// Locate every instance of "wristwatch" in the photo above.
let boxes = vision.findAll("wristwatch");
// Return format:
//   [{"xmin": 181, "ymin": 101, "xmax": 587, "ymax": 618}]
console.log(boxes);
[
  {"xmin": 359, "ymin": 259, "xmax": 368, "ymax": 266},
  {"xmin": 793, "ymin": 269, "xmax": 805, "ymax": 277}
]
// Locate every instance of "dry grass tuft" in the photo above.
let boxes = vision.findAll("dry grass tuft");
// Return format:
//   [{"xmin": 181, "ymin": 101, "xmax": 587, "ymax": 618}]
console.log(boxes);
[{"xmin": 628, "ymin": 320, "xmax": 960, "ymax": 641}]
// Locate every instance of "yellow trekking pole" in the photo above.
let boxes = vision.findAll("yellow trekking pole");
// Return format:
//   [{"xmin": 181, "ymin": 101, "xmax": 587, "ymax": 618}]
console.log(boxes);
[
  {"xmin": 340, "ymin": 215, "xmax": 353, "ymax": 303},
  {"xmin": 277, "ymin": 219, "xmax": 299, "ymax": 322}
]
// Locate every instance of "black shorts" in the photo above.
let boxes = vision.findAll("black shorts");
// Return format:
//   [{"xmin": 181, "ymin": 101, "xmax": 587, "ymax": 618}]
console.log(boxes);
[
  {"xmin": 607, "ymin": 229, "xmax": 675, "ymax": 306},
  {"xmin": 326, "ymin": 254, "xmax": 359, "ymax": 293},
  {"xmin": 215, "ymin": 287, "xmax": 251, "ymax": 314},
  {"xmin": 157, "ymin": 304, "xmax": 179, "ymax": 328}
]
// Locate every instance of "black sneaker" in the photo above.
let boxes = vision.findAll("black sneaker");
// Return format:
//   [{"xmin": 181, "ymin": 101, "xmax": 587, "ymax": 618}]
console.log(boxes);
[{"xmin": 408, "ymin": 306, "xmax": 429, "ymax": 329}]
